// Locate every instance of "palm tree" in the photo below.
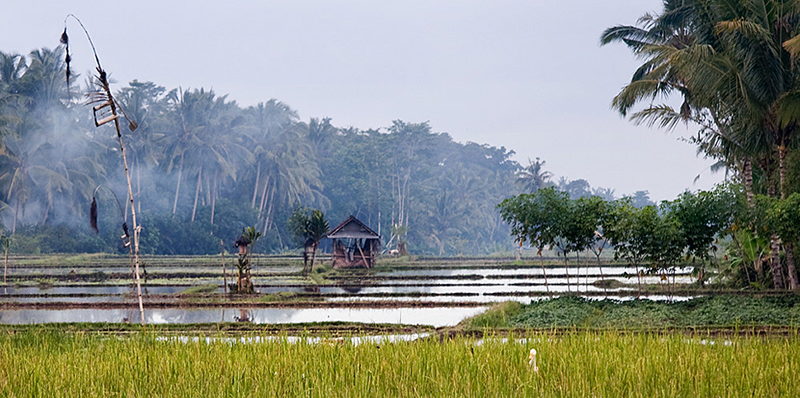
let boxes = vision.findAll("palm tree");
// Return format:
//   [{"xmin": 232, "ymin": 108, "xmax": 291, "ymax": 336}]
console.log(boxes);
[
  {"xmin": 0, "ymin": 52, "xmax": 26, "ymax": 92},
  {"xmin": 117, "ymin": 81, "xmax": 167, "ymax": 214},
  {"xmin": 243, "ymin": 100, "xmax": 298, "ymax": 209},
  {"xmin": 245, "ymin": 115, "xmax": 326, "ymax": 237},
  {"xmin": 516, "ymin": 157, "xmax": 552, "ymax": 193},
  {"xmin": 602, "ymin": 0, "xmax": 800, "ymax": 289},
  {"xmin": 163, "ymin": 88, "xmax": 252, "ymax": 222},
  {"xmin": 288, "ymin": 206, "xmax": 330, "ymax": 273}
]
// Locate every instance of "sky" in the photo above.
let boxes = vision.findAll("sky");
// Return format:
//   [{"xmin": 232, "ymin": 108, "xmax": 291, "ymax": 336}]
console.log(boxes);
[{"xmin": 0, "ymin": 0, "xmax": 726, "ymax": 201}]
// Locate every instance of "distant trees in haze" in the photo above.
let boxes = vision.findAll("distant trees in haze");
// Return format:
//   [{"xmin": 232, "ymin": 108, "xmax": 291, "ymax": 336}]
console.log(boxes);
[
  {"xmin": 0, "ymin": 46, "xmax": 527, "ymax": 255},
  {"xmin": 0, "ymin": 43, "xmax": 655, "ymax": 256}
]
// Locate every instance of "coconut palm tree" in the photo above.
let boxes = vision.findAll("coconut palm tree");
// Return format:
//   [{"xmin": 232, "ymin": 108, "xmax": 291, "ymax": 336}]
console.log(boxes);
[
  {"xmin": 117, "ymin": 81, "xmax": 167, "ymax": 213},
  {"xmin": 0, "ymin": 52, "xmax": 26, "ymax": 92},
  {"xmin": 602, "ymin": 0, "xmax": 800, "ymax": 289},
  {"xmin": 516, "ymin": 157, "xmax": 552, "ymax": 193},
  {"xmin": 245, "ymin": 117, "xmax": 326, "ymax": 237},
  {"xmin": 164, "ymin": 88, "xmax": 253, "ymax": 222}
]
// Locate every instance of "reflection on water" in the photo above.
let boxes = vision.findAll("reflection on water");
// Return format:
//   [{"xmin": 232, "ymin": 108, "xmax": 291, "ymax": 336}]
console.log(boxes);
[
  {"xmin": 0, "ymin": 286, "xmax": 204, "ymax": 295},
  {"xmin": 0, "ymin": 307, "xmax": 486, "ymax": 327},
  {"xmin": 4, "ymin": 266, "xmax": 302, "ymax": 276},
  {"xmin": 326, "ymin": 294, "xmax": 696, "ymax": 304},
  {"xmin": 375, "ymin": 266, "xmax": 693, "ymax": 277}
]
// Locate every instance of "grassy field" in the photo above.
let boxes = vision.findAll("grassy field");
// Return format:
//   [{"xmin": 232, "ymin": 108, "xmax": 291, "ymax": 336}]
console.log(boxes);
[{"xmin": 0, "ymin": 330, "xmax": 798, "ymax": 397}]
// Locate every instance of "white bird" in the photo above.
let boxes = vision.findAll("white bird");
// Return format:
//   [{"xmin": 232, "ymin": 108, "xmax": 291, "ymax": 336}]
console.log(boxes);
[{"xmin": 528, "ymin": 348, "xmax": 539, "ymax": 372}]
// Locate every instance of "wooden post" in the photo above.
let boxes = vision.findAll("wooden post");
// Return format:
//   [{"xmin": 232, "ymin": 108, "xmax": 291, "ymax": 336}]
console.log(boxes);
[
  {"xmin": 220, "ymin": 239, "xmax": 228, "ymax": 294},
  {"xmin": 357, "ymin": 239, "xmax": 369, "ymax": 268}
]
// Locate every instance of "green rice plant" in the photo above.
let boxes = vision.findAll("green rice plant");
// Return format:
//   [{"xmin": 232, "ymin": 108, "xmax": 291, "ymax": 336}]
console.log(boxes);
[
  {"xmin": 0, "ymin": 329, "xmax": 798, "ymax": 397},
  {"xmin": 179, "ymin": 283, "xmax": 219, "ymax": 295},
  {"xmin": 464, "ymin": 301, "xmax": 524, "ymax": 329}
]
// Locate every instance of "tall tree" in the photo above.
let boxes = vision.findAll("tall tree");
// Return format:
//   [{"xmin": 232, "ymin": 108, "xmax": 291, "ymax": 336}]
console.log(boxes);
[{"xmin": 516, "ymin": 157, "xmax": 552, "ymax": 193}]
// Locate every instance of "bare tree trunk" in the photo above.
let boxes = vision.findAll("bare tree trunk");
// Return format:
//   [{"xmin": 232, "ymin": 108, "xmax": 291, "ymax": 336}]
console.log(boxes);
[
  {"xmin": 770, "ymin": 235, "xmax": 785, "ymax": 289},
  {"xmin": 775, "ymin": 146, "xmax": 798, "ymax": 289},
  {"xmin": 251, "ymin": 163, "xmax": 260, "ymax": 209},
  {"xmin": 763, "ymin": 165, "xmax": 785, "ymax": 289},
  {"xmin": 540, "ymin": 253, "xmax": 550, "ymax": 298},
  {"xmin": 575, "ymin": 252, "xmax": 580, "ymax": 292},
  {"xmin": 204, "ymin": 171, "xmax": 211, "ymax": 206},
  {"xmin": 191, "ymin": 167, "xmax": 202, "ymax": 222},
  {"xmin": 12, "ymin": 199, "xmax": 18, "ymax": 234},
  {"xmin": 743, "ymin": 158, "xmax": 755, "ymax": 207},
  {"xmin": 596, "ymin": 254, "xmax": 606, "ymax": 296},
  {"xmin": 210, "ymin": 172, "xmax": 217, "ymax": 225},
  {"xmin": 635, "ymin": 261, "xmax": 642, "ymax": 299},
  {"xmin": 786, "ymin": 242, "xmax": 798, "ymax": 290},
  {"xmin": 309, "ymin": 243, "xmax": 318, "ymax": 274},
  {"xmin": 563, "ymin": 253, "xmax": 570, "ymax": 293},
  {"xmin": 263, "ymin": 185, "xmax": 276, "ymax": 236},
  {"xmin": 259, "ymin": 177, "xmax": 271, "ymax": 213},
  {"xmin": 41, "ymin": 202, "xmax": 50, "ymax": 224},
  {"xmin": 172, "ymin": 153, "xmax": 184, "ymax": 214}
]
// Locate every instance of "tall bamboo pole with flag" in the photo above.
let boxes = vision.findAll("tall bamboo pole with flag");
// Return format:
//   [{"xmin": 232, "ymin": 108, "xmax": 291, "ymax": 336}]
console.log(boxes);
[{"xmin": 62, "ymin": 15, "xmax": 146, "ymax": 327}]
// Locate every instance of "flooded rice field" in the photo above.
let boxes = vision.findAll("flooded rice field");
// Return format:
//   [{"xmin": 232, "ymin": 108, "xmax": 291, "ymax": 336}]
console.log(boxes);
[
  {"xmin": 0, "ymin": 256, "xmax": 699, "ymax": 326},
  {"xmin": 0, "ymin": 307, "xmax": 486, "ymax": 327}
]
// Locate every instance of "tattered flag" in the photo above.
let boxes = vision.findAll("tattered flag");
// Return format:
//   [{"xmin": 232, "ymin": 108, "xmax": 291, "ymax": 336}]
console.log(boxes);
[
  {"xmin": 122, "ymin": 222, "xmax": 130, "ymax": 238},
  {"xmin": 90, "ymin": 197, "xmax": 98, "ymax": 233},
  {"xmin": 61, "ymin": 28, "xmax": 71, "ymax": 93}
]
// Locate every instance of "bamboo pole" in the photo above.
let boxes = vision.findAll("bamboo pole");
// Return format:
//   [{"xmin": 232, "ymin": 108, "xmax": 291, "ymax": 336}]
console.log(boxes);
[
  {"xmin": 101, "ymin": 76, "xmax": 146, "ymax": 328},
  {"xmin": 64, "ymin": 14, "xmax": 145, "ymax": 327}
]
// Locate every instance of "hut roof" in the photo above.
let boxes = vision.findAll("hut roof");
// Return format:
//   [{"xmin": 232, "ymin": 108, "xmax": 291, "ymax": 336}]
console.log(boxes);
[
  {"xmin": 327, "ymin": 215, "xmax": 380, "ymax": 240},
  {"xmin": 234, "ymin": 235, "xmax": 250, "ymax": 248}
]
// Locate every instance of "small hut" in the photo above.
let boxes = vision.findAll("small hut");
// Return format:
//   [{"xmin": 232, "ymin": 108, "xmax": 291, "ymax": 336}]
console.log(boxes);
[{"xmin": 327, "ymin": 216, "xmax": 380, "ymax": 268}]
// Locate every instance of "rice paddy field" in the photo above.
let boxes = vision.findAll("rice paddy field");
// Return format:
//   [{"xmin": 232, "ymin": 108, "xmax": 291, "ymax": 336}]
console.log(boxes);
[
  {"xmin": 2, "ymin": 254, "xmax": 799, "ymax": 396},
  {"xmin": 0, "ymin": 253, "xmax": 705, "ymax": 326},
  {"xmin": 1, "ymin": 329, "xmax": 798, "ymax": 397}
]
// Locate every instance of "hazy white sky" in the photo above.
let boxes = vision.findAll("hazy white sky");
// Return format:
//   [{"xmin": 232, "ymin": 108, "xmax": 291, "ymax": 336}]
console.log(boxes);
[{"xmin": 0, "ymin": 0, "xmax": 726, "ymax": 201}]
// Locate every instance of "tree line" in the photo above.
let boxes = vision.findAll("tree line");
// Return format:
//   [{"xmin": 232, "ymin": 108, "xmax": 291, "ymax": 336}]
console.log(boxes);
[
  {"xmin": 499, "ymin": 184, "xmax": 800, "ymax": 290},
  {"xmin": 0, "ymin": 46, "xmax": 585, "ymax": 256}
]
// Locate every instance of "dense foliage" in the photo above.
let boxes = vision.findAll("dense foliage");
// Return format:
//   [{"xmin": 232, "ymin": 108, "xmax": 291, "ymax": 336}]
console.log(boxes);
[
  {"xmin": 603, "ymin": 0, "xmax": 800, "ymax": 289},
  {"xmin": 498, "ymin": 186, "xmax": 737, "ymax": 285},
  {"xmin": 0, "ymin": 46, "xmax": 535, "ymax": 255},
  {"xmin": 465, "ymin": 295, "xmax": 800, "ymax": 329}
]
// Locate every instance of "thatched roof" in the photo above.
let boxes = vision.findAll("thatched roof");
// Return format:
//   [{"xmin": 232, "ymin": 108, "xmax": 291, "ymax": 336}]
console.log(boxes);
[
  {"xmin": 234, "ymin": 235, "xmax": 250, "ymax": 248},
  {"xmin": 327, "ymin": 215, "xmax": 380, "ymax": 240}
]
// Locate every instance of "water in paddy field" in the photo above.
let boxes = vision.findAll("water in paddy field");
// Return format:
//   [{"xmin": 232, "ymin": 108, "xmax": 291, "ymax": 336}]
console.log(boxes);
[
  {"xmin": 0, "ymin": 261, "xmax": 700, "ymax": 324},
  {"xmin": 0, "ymin": 307, "xmax": 487, "ymax": 327},
  {"xmin": 374, "ymin": 266, "xmax": 692, "ymax": 277}
]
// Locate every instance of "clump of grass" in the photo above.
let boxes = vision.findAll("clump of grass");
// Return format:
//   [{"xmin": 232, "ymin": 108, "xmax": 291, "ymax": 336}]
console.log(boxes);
[
  {"xmin": 35, "ymin": 279, "xmax": 54, "ymax": 289},
  {"xmin": 473, "ymin": 295, "xmax": 800, "ymax": 329},
  {"xmin": 308, "ymin": 272, "xmax": 328, "ymax": 285},
  {"xmin": 592, "ymin": 278, "xmax": 625, "ymax": 289},
  {"xmin": 179, "ymin": 283, "xmax": 219, "ymax": 295},
  {"xmin": 1, "ymin": 330, "xmax": 798, "ymax": 397},
  {"xmin": 260, "ymin": 292, "xmax": 301, "ymax": 302},
  {"xmin": 460, "ymin": 301, "xmax": 524, "ymax": 329}
]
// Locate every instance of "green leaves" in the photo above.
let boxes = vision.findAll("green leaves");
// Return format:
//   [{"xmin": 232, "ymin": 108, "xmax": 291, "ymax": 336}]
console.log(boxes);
[{"xmin": 287, "ymin": 206, "xmax": 329, "ymax": 247}]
